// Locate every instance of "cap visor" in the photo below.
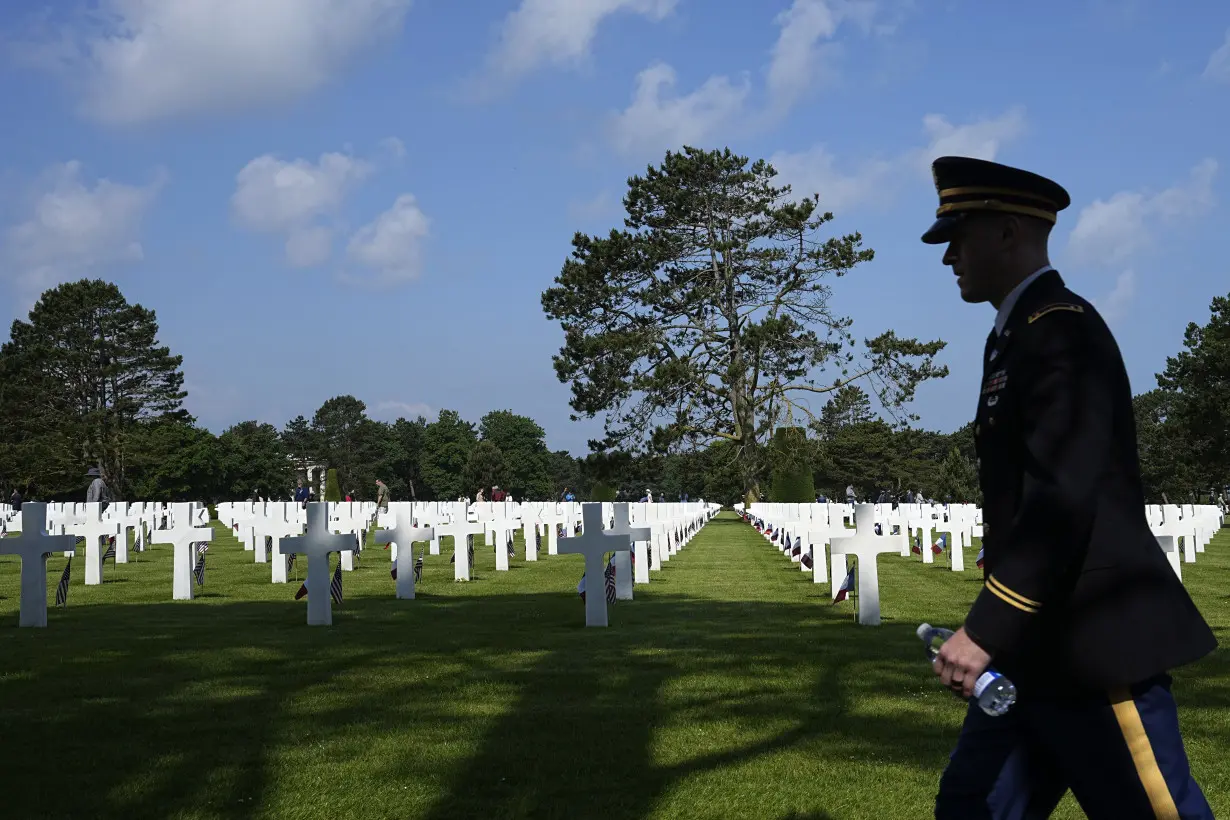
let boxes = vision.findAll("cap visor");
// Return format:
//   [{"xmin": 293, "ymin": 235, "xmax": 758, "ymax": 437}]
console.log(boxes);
[{"xmin": 921, "ymin": 215, "xmax": 962, "ymax": 244}]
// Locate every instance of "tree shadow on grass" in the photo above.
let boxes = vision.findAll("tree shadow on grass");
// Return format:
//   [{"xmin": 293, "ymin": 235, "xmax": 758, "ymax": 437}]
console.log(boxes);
[{"xmin": 0, "ymin": 586, "xmax": 961, "ymax": 820}]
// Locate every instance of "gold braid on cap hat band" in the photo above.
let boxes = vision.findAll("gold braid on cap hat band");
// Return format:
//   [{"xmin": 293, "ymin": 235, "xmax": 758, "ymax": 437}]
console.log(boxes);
[{"xmin": 936, "ymin": 199, "xmax": 1057, "ymax": 225}]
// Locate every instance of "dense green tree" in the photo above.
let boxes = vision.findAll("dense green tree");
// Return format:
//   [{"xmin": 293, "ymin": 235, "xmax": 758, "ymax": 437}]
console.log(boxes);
[
  {"xmin": 464, "ymin": 440, "xmax": 509, "ymax": 495},
  {"xmin": 0, "ymin": 279, "xmax": 188, "ymax": 499},
  {"xmin": 815, "ymin": 385, "xmax": 875, "ymax": 438},
  {"xmin": 324, "ymin": 468, "xmax": 342, "ymax": 502},
  {"xmin": 1154, "ymin": 292, "xmax": 1230, "ymax": 492},
  {"xmin": 281, "ymin": 415, "xmax": 316, "ymax": 469},
  {"xmin": 1133, "ymin": 390, "xmax": 1196, "ymax": 502},
  {"xmin": 386, "ymin": 417, "xmax": 428, "ymax": 500},
  {"xmin": 934, "ymin": 446, "xmax": 981, "ymax": 504},
  {"xmin": 125, "ymin": 420, "xmax": 221, "ymax": 501},
  {"xmin": 769, "ymin": 426, "xmax": 815, "ymax": 502},
  {"xmin": 478, "ymin": 410, "xmax": 553, "ymax": 498},
  {"xmin": 421, "ymin": 409, "xmax": 477, "ymax": 499},
  {"xmin": 218, "ymin": 421, "xmax": 292, "ymax": 500},
  {"xmin": 541, "ymin": 146, "xmax": 947, "ymax": 496}
]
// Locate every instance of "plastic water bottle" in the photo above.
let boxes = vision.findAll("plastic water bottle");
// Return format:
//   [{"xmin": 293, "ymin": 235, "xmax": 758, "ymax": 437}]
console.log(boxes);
[{"xmin": 917, "ymin": 623, "xmax": 1017, "ymax": 716}]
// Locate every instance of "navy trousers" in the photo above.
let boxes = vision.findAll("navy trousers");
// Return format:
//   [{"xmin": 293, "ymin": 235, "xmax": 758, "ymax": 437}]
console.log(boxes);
[{"xmin": 935, "ymin": 674, "xmax": 1213, "ymax": 819}]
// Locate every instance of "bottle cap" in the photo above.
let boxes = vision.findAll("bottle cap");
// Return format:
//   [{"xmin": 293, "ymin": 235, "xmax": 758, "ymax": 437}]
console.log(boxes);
[{"xmin": 916, "ymin": 623, "xmax": 933, "ymax": 640}]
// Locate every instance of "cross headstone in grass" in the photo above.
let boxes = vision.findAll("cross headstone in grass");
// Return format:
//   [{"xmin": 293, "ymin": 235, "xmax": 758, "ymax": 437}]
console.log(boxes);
[
  {"xmin": 79, "ymin": 503, "xmax": 118, "ymax": 586},
  {"xmin": 0, "ymin": 503, "xmax": 79, "ymax": 627},
  {"xmin": 171, "ymin": 519, "xmax": 215, "ymax": 601},
  {"xmin": 374, "ymin": 509, "xmax": 434, "ymax": 599},
  {"xmin": 933, "ymin": 518, "xmax": 964, "ymax": 572},
  {"xmin": 559, "ymin": 503, "xmax": 631, "ymax": 627},
  {"xmin": 522, "ymin": 517, "xmax": 539, "ymax": 562},
  {"xmin": 1155, "ymin": 534, "xmax": 1182, "ymax": 581},
  {"xmin": 434, "ymin": 507, "xmax": 486, "ymax": 582},
  {"xmin": 828, "ymin": 503, "xmax": 903, "ymax": 626},
  {"xmin": 487, "ymin": 517, "xmax": 518, "ymax": 571},
  {"xmin": 608, "ymin": 502, "xmax": 651, "ymax": 596},
  {"xmin": 280, "ymin": 502, "xmax": 357, "ymax": 626}
]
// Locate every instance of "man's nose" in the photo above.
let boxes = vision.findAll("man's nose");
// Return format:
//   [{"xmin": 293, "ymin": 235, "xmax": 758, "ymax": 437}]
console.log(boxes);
[{"xmin": 942, "ymin": 243, "xmax": 957, "ymax": 266}]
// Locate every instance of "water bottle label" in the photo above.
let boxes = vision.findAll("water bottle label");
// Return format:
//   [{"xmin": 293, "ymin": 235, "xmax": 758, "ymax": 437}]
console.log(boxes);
[{"xmin": 972, "ymin": 670, "xmax": 999, "ymax": 698}]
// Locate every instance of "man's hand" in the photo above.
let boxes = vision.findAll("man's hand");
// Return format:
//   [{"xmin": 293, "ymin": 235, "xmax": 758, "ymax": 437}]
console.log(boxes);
[{"xmin": 933, "ymin": 627, "xmax": 993, "ymax": 700}]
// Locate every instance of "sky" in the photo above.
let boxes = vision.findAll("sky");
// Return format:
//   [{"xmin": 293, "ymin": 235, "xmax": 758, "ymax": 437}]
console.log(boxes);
[{"xmin": 0, "ymin": 0, "xmax": 1226, "ymax": 455}]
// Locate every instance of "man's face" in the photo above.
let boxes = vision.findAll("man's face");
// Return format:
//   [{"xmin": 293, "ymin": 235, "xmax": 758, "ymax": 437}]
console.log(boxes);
[{"xmin": 941, "ymin": 214, "xmax": 1010, "ymax": 304}]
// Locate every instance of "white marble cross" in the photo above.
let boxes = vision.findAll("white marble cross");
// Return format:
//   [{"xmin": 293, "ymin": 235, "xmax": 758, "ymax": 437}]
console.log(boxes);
[
  {"xmin": 434, "ymin": 508, "xmax": 486, "ymax": 582},
  {"xmin": 558, "ymin": 503, "xmax": 632, "ymax": 627},
  {"xmin": 172, "ymin": 525, "xmax": 215, "ymax": 601},
  {"xmin": 374, "ymin": 508, "xmax": 434, "ymax": 599},
  {"xmin": 1155, "ymin": 534, "xmax": 1182, "ymax": 581},
  {"xmin": 607, "ymin": 503, "xmax": 650, "ymax": 598},
  {"xmin": 78, "ymin": 504, "xmax": 117, "ymax": 586},
  {"xmin": 280, "ymin": 502, "xmax": 357, "ymax": 625},
  {"xmin": 0, "ymin": 503, "xmax": 79, "ymax": 627},
  {"xmin": 828, "ymin": 504, "xmax": 903, "ymax": 626}
]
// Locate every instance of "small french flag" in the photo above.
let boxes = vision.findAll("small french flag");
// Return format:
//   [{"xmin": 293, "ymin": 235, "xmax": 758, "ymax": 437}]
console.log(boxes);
[
  {"xmin": 832, "ymin": 564, "xmax": 856, "ymax": 604},
  {"xmin": 975, "ymin": 547, "xmax": 985, "ymax": 569}
]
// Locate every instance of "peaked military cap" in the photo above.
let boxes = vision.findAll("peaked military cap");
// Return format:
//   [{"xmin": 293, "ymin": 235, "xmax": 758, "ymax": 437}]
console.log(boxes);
[{"xmin": 921, "ymin": 156, "xmax": 1071, "ymax": 244}]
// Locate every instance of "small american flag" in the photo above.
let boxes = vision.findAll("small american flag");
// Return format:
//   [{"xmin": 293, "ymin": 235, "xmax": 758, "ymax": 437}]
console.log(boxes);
[
  {"xmin": 102, "ymin": 537, "xmax": 116, "ymax": 563},
  {"xmin": 193, "ymin": 548, "xmax": 206, "ymax": 586},
  {"xmin": 603, "ymin": 555, "xmax": 617, "ymax": 604},
  {"xmin": 507, "ymin": 534, "xmax": 515, "ymax": 557},
  {"xmin": 535, "ymin": 529, "xmax": 542, "ymax": 549},
  {"xmin": 414, "ymin": 551, "xmax": 424, "ymax": 583},
  {"xmin": 330, "ymin": 558, "xmax": 343, "ymax": 605},
  {"xmin": 134, "ymin": 527, "xmax": 144, "ymax": 552},
  {"xmin": 54, "ymin": 559, "xmax": 72, "ymax": 607}
]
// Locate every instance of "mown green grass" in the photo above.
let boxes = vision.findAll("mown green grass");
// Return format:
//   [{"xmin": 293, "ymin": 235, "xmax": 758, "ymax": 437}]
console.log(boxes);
[{"xmin": 0, "ymin": 513, "xmax": 1226, "ymax": 819}]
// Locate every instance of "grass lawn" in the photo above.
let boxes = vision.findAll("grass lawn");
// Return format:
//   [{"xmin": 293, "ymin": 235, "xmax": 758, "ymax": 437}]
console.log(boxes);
[{"xmin": 1, "ymin": 512, "xmax": 1226, "ymax": 819}]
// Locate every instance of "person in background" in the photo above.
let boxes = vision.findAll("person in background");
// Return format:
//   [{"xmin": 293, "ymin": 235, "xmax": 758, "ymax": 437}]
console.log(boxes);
[
  {"xmin": 845, "ymin": 484, "xmax": 856, "ymax": 505},
  {"xmin": 491, "ymin": 485, "xmax": 506, "ymax": 502},
  {"xmin": 294, "ymin": 478, "xmax": 310, "ymax": 508},
  {"xmin": 9, "ymin": 488, "xmax": 22, "ymax": 511},
  {"xmin": 375, "ymin": 479, "xmax": 390, "ymax": 513},
  {"xmin": 85, "ymin": 466, "xmax": 111, "ymax": 504},
  {"xmin": 474, "ymin": 487, "xmax": 485, "ymax": 503}
]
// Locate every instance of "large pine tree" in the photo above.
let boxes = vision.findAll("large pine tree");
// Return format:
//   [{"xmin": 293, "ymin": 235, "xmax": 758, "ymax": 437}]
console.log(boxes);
[{"xmin": 0, "ymin": 279, "xmax": 187, "ymax": 498}]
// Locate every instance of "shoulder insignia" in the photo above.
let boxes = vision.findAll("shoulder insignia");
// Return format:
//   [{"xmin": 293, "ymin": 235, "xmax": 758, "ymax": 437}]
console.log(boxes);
[{"xmin": 1027, "ymin": 303, "xmax": 1084, "ymax": 323}]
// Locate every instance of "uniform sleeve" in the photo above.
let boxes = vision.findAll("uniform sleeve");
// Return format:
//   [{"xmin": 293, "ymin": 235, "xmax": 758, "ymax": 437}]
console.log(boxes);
[{"xmin": 964, "ymin": 311, "xmax": 1115, "ymax": 656}]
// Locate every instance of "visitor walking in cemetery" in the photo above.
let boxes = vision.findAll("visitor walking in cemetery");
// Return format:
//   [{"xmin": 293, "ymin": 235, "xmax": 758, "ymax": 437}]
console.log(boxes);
[
  {"xmin": 9, "ymin": 487, "xmax": 21, "ymax": 511},
  {"xmin": 85, "ymin": 467, "xmax": 111, "ymax": 505},
  {"xmin": 922, "ymin": 155, "xmax": 1216, "ymax": 818},
  {"xmin": 375, "ymin": 479, "xmax": 390, "ymax": 512}
]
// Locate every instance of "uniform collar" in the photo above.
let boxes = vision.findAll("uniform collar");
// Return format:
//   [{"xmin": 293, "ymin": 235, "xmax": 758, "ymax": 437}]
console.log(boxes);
[{"xmin": 994, "ymin": 264, "xmax": 1054, "ymax": 336}]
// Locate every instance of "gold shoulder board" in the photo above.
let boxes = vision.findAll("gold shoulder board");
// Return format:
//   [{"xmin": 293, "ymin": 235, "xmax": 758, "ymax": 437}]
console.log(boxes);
[{"xmin": 1027, "ymin": 303, "xmax": 1084, "ymax": 323}]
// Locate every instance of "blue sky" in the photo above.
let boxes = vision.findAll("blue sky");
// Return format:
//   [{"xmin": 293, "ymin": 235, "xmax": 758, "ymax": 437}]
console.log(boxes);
[{"xmin": 0, "ymin": 0, "xmax": 1226, "ymax": 455}]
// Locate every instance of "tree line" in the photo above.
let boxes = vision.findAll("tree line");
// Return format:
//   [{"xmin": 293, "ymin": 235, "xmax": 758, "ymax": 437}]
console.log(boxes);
[{"xmin": 2, "ymin": 148, "xmax": 1224, "ymax": 506}]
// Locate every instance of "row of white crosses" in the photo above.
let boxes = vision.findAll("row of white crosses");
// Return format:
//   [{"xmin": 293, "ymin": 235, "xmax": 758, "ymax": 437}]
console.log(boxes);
[
  {"xmin": 745, "ymin": 500, "xmax": 1225, "ymax": 626},
  {"xmin": 2, "ymin": 495, "xmax": 719, "ymax": 628}
]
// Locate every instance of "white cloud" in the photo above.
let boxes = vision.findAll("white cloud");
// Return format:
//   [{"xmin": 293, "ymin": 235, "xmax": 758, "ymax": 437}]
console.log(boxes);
[
  {"xmin": 1095, "ymin": 270, "xmax": 1136, "ymax": 323},
  {"xmin": 1202, "ymin": 29, "xmax": 1230, "ymax": 83},
  {"xmin": 344, "ymin": 194, "xmax": 430, "ymax": 286},
  {"xmin": 1066, "ymin": 159, "xmax": 1218, "ymax": 266},
  {"xmin": 911, "ymin": 106, "xmax": 1027, "ymax": 173},
  {"xmin": 610, "ymin": 62, "xmax": 751, "ymax": 160},
  {"xmin": 380, "ymin": 137, "xmax": 407, "ymax": 162},
  {"xmin": 769, "ymin": 107, "xmax": 1026, "ymax": 214},
  {"xmin": 231, "ymin": 152, "xmax": 372, "ymax": 266},
  {"xmin": 26, "ymin": 0, "xmax": 411, "ymax": 125},
  {"xmin": 2, "ymin": 161, "xmax": 164, "ymax": 297},
  {"xmin": 285, "ymin": 226, "xmax": 334, "ymax": 269},
  {"xmin": 766, "ymin": 0, "xmax": 875, "ymax": 113},
  {"xmin": 373, "ymin": 400, "xmax": 436, "ymax": 421},
  {"xmin": 484, "ymin": 0, "xmax": 677, "ymax": 85}
]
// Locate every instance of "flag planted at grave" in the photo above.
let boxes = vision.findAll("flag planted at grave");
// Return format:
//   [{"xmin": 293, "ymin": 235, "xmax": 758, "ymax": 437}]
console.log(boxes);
[
  {"xmin": 193, "ymin": 547, "xmax": 206, "ymax": 586},
  {"xmin": 55, "ymin": 559, "xmax": 72, "ymax": 607},
  {"xmin": 975, "ymin": 547, "xmax": 984, "ymax": 569},
  {"xmin": 414, "ymin": 551, "xmax": 424, "ymax": 583},
  {"xmin": 833, "ymin": 564, "xmax": 856, "ymax": 604},
  {"xmin": 102, "ymin": 537, "xmax": 116, "ymax": 563},
  {"xmin": 604, "ymin": 555, "xmax": 617, "ymax": 604},
  {"xmin": 330, "ymin": 558, "xmax": 343, "ymax": 605}
]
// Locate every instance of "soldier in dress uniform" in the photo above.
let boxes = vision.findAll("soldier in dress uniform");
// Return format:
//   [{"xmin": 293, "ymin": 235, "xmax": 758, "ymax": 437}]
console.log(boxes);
[{"xmin": 921, "ymin": 156, "xmax": 1216, "ymax": 819}]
